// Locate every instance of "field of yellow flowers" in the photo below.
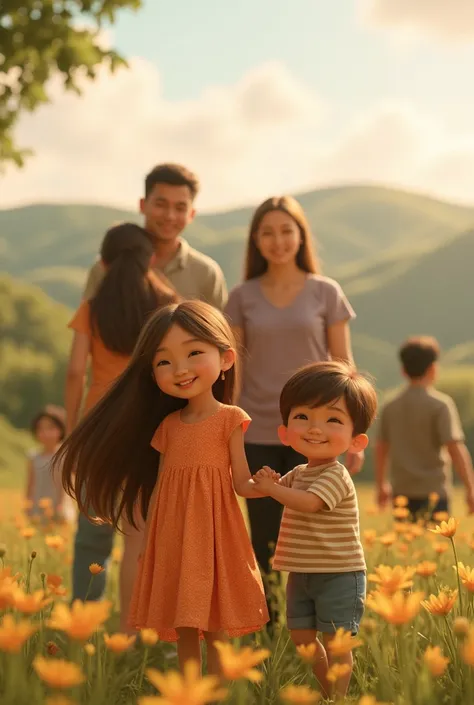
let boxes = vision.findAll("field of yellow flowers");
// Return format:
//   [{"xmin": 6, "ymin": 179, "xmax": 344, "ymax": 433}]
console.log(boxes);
[{"xmin": 2, "ymin": 487, "xmax": 474, "ymax": 705}]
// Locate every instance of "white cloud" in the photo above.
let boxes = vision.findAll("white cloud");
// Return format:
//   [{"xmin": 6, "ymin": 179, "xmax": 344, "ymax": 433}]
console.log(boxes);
[
  {"xmin": 1, "ymin": 57, "xmax": 474, "ymax": 213},
  {"xmin": 360, "ymin": 0, "xmax": 474, "ymax": 42}
]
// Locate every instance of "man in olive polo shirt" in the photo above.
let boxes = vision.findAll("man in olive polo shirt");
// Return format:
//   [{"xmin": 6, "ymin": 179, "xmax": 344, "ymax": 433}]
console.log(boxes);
[
  {"xmin": 72, "ymin": 163, "xmax": 227, "ymax": 606},
  {"xmin": 83, "ymin": 163, "xmax": 227, "ymax": 308}
]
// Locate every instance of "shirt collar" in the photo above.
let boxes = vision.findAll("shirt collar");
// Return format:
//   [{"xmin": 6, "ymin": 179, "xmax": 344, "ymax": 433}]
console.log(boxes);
[{"xmin": 163, "ymin": 238, "xmax": 190, "ymax": 274}]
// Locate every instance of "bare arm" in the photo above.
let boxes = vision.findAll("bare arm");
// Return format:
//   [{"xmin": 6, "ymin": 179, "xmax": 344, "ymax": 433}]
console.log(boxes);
[
  {"xmin": 25, "ymin": 459, "xmax": 34, "ymax": 503},
  {"xmin": 65, "ymin": 332, "xmax": 90, "ymax": 434},
  {"xmin": 229, "ymin": 426, "xmax": 268, "ymax": 498},
  {"xmin": 230, "ymin": 325, "xmax": 244, "ymax": 399},
  {"xmin": 255, "ymin": 473, "xmax": 327, "ymax": 512},
  {"xmin": 375, "ymin": 439, "xmax": 392, "ymax": 508},
  {"xmin": 447, "ymin": 441, "xmax": 474, "ymax": 503}
]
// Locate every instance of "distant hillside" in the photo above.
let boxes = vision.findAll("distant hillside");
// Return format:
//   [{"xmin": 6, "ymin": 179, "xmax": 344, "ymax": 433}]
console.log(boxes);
[{"xmin": 2, "ymin": 185, "xmax": 474, "ymax": 308}]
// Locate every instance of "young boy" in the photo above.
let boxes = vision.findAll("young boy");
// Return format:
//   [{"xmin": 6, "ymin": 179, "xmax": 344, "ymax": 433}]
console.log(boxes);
[
  {"xmin": 253, "ymin": 360, "xmax": 377, "ymax": 699},
  {"xmin": 375, "ymin": 336, "xmax": 474, "ymax": 518}
]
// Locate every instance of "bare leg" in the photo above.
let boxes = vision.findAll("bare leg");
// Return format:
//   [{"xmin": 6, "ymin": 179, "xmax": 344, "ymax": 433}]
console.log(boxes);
[
  {"xmin": 291, "ymin": 629, "xmax": 330, "ymax": 699},
  {"xmin": 119, "ymin": 509, "xmax": 145, "ymax": 633},
  {"xmin": 204, "ymin": 630, "xmax": 228, "ymax": 677},
  {"xmin": 177, "ymin": 628, "xmax": 201, "ymax": 673},
  {"xmin": 323, "ymin": 633, "xmax": 353, "ymax": 698}
]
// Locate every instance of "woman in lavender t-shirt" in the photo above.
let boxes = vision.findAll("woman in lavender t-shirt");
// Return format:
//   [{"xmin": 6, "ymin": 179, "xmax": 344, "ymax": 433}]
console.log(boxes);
[{"xmin": 225, "ymin": 196, "xmax": 357, "ymax": 582}]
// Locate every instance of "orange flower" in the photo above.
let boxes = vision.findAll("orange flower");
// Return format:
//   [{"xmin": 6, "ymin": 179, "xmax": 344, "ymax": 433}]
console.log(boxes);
[
  {"xmin": 38, "ymin": 497, "xmax": 53, "ymax": 509},
  {"xmin": 33, "ymin": 656, "xmax": 85, "ymax": 689},
  {"xmin": 366, "ymin": 590, "xmax": 424, "ymax": 625},
  {"xmin": 328, "ymin": 628, "xmax": 362, "ymax": 657},
  {"xmin": 0, "ymin": 614, "xmax": 38, "ymax": 653},
  {"xmin": 363, "ymin": 530, "xmax": 377, "ymax": 547},
  {"xmin": 140, "ymin": 628, "xmax": 159, "ymax": 647},
  {"xmin": 358, "ymin": 697, "xmax": 389, "ymax": 705},
  {"xmin": 456, "ymin": 563, "xmax": 474, "ymax": 592},
  {"xmin": 47, "ymin": 574, "xmax": 63, "ymax": 589},
  {"xmin": 21, "ymin": 527, "xmax": 36, "ymax": 539},
  {"xmin": 393, "ymin": 507, "xmax": 410, "ymax": 520},
  {"xmin": 429, "ymin": 492, "xmax": 440, "ymax": 505},
  {"xmin": 280, "ymin": 685, "xmax": 321, "ymax": 703},
  {"xmin": 104, "ymin": 632, "xmax": 136, "ymax": 653},
  {"xmin": 84, "ymin": 643, "xmax": 96, "ymax": 656},
  {"xmin": 416, "ymin": 561, "xmax": 437, "ymax": 578},
  {"xmin": 433, "ymin": 511, "xmax": 450, "ymax": 523},
  {"xmin": 368, "ymin": 564, "xmax": 415, "ymax": 595},
  {"xmin": 0, "ymin": 576, "xmax": 17, "ymax": 610},
  {"xmin": 296, "ymin": 643, "xmax": 317, "ymax": 663},
  {"xmin": 454, "ymin": 617, "xmax": 470, "ymax": 637},
  {"xmin": 214, "ymin": 641, "xmax": 270, "ymax": 682},
  {"xmin": 423, "ymin": 645, "xmax": 449, "ymax": 677},
  {"xmin": 433, "ymin": 542, "xmax": 449, "ymax": 555},
  {"xmin": 12, "ymin": 588, "xmax": 51, "ymax": 614},
  {"xmin": 47, "ymin": 600, "xmax": 111, "ymax": 641},
  {"xmin": 140, "ymin": 660, "xmax": 227, "ymax": 705},
  {"xmin": 422, "ymin": 589, "xmax": 457, "ymax": 616},
  {"xmin": 327, "ymin": 663, "xmax": 351, "ymax": 683},
  {"xmin": 112, "ymin": 547, "xmax": 123, "ymax": 563},
  {"xmin": 379, "ymin": 532, "xmax": 397, "ymax": 547},
  {"xmin": 89, "ymin": 563, "xmax": 104, "ymax": 575},
  {"xmin": 394, "ymin": 495, "xmax": 409, "ymax": 508},
  {"xmin": 45, "ymin": 697, "xmax": 75, "ymax": 705},
  {"xmin": 45, "ymin": 535, "xmax": 65, "ymax": 550},
  {"xmin": 429, "ymin": 518, "xmax": 458, "ymax": 538}
]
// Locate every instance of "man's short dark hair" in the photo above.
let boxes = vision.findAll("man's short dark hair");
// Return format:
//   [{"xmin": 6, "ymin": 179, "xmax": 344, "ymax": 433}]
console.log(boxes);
[
  {"xmin": 279, "ymin": 361, "xmax": 378, "ymax": 436},
  {"xmin": 399, "ymin": 336, "xmax": 440, "ymax": 379},
  {"xmin": 144, "ymin": 164, "xmax": 200, "ymax": 200}
]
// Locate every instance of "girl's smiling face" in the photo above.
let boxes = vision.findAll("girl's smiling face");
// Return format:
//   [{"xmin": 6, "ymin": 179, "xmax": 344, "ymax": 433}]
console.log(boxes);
[
  {"xmin": 279, "ymin": 397, "xmax": 368, "ymax": 466},
  {"xmin": 152, "ymin": 324, "xmax": 235, "ymax": 400}
]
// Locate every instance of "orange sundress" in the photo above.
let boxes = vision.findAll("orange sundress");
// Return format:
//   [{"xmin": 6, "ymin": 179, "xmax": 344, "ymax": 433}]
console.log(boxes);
[{"xmin": 128, "ymin": 404, "xmax": 269, "ymax": 642}]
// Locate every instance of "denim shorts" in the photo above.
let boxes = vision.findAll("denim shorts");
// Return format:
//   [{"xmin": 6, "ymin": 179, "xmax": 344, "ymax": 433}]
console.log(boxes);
[{"xmin": 286, "ymin": 571, "xmax": 366, "ymax": 635}]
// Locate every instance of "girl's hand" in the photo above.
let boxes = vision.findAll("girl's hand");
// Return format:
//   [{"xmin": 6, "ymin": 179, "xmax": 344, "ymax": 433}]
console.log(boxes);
[
  {"xmin": 255, "ymin": 466, "xmax": 280, "ymax": 481},
  {"xmin": 254, "ymin": 466, "xmax": 279, "ymax": 492}
]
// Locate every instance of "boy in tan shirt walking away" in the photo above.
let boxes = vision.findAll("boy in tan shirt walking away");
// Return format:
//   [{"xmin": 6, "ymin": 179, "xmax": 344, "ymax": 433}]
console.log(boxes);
[
  {"xmin": 375, "ymin": 336, "xmax": 474, "ymax": 519},
  {"xmin": 254, "ymin": 361, "xmax": 377, "ymax": 699}
]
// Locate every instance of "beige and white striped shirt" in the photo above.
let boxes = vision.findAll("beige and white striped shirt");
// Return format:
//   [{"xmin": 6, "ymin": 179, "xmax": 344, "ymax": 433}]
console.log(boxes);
[{"xmin": 272, "ymin": 461, "xmax": 366, "ymax": 573}]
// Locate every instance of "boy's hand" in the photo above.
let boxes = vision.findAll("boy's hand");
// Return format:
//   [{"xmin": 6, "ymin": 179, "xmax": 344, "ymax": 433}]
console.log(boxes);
[
  {"xmin": 254, "ymin": 466, "xmax": 279, "ymax": 491},
  {"xmin": 377, "ymin": 482, "xmax": 392, "ymax": 509}
]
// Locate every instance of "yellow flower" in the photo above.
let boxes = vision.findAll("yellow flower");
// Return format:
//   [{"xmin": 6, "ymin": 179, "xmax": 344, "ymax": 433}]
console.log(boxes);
[
  {"xmin": 422, "ymin": 589, "xmax": 457, "ymax": 616},
  {"xmin": 89, "ymin": 563, "xmax": 104, "ymax": 575},
  {"xmin": 363, "ymin": 530, "xmax": 377, "ymax": 547},
  {"xmin": 140, "ymin": 628, "xmax": 159, "ymax": 646},
  {"xmin": 433, "ymin": 511, "xmax": 449, "ymax": 522},
  {"xmin": 0, "ymin": 576, "xmax": 17, "ymax": 610},
  {"xmin": 280, "ymin": 685, "xmax": 321, "ymax": 703},
  {"xmin": 462, "ymin": 627, "xmax": 474, "ymax": 666},
  {"xmin": 423, "ymin": 645, "xmax": 449, "ymax": 677},
  {"xmin": 456, "ymin": 563, "xmax": 474, "ymax": 592},
  {"xmin": 38, "ymin": 497, "xmax": 53, "ymax": 509},
  {"xmin": 429, "ymin": 518, "xmax": 458, "ymax": 538},
  {"xmin": 12, "ymin": 588, "xmax": 52, "ymax": 614},
  {"xmin": 139, "ymin": 660, "xmax": 227, "ymax": 705},
  {"xmin": 433, "ymin": 542, "xmax": 449, "ymax": 555},
  {"xmin": 358, "ymin": 697, "xmax": 389, "ymax": 705},
  {"xmin": 45, "ymin": 535, "xmax": 65, "ymax": 550},
  {"xmin": 104, "ymin": 632, "xmax": 136, "ymax": 653},
  {"xmin": 429, "ymin": 492, "xmax": 440, "ymax": 504},
  {"xmin": 410, "ymin": 524, "xmax": 425, "ymax": 538},
  {"xmin": 379, "ymin": 532, "xmax": 397, "ymax": 547},
  {"xmin": 296, "ymin": 642, "xmax": 317, "ymax": 663},
  {"xmin": 214, "ymin": 641, "xmax": 270, "ymax": 682},
  {"xmin": 47, "ymin": 599, "xmax": 112, "ymax": 641},
  {"xmin": 394, "ymin": 495, "xmax": 409, "ymax": 507},
  {"xmin": 33, "ymin": 656, "xmax": 85, "ymax": 689},
  {"xmin": 368, "ymin": 565, "xmax": 415, "ymax": 595},
  {"xmin": 454, "ymin": 617, "xmax": 470, "ymax": 637},
  {"xmin": 366, "ymin": 590, "xmax": 424, "ymax": 625},
  {"xmin": 393, "ymin": 507, "xmax": 410, "ymax": 519},
  {"xmin": 21, "ymin": 527, "xmax": 36, "ymax": 539},
  {"xmin": 45, "ymin": 697, "xmax": 76, "ymax": 705},
  {"xmin": 84, "ymin": 643, "xmax": 96, "ymax": 656},
  {"xmin": 327, "ymin": 628, "xmax": 363, "ymax": 657},
  {"xmin": 326, "ymin": 663, "xmax": 351, "ymax": 683},
  {"xmin": 416, "ymin": 561, "xmax": 437, "ymax": 578},
  {"xmin": 0, "ymin": 614, "xmax": 38, "ymax": 653}
]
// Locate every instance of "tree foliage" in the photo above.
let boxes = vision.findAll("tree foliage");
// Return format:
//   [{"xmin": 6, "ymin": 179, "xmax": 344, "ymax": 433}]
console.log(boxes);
[{"xmin": 0, "ymin": 0, "xmax": 141, "ymax": 166}]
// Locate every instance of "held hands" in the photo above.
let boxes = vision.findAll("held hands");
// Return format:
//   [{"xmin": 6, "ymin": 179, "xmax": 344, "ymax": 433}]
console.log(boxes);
[{"xmin": 253, "ymin": 466, "xmax": 280, "ymax": 492}]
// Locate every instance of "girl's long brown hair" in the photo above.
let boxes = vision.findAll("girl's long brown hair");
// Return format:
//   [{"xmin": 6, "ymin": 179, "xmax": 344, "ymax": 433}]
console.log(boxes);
[
  {"xmin": 244, "ymin": 196, "xmax": 319, "ymax": 280},
  {"xmin": 55, "ymin": 301, "xmax": 237, "ymax": 529},
  {"xmin": 89, "ymin": 223, "xmax": 177, "ymax": 354}
]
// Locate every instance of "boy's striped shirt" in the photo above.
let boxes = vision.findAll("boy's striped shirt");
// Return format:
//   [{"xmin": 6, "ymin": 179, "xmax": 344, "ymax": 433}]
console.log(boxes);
[{"xmin": 272, "ymin": 461, "xmax": 366, "ymax": 573}]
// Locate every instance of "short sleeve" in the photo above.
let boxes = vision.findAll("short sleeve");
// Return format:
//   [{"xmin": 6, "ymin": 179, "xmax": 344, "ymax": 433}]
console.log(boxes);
[
  {"xmin": 68, "ymin": 301, "xmax": 92, "ymax": 336},
  {"xmin": 436, "ymin": 398, "xmax": 465, "ymax": 445},
  {"xmin": 204, "ymin": 264, "xmax": 228, "ymax": 311},
  {"xmin": 226, "ymin": 406, "xmax": 251, "ymax": 439},
  {"xmin": 224, "ymin": 286, "xmax": 244, "ymax": 328},
  {"xmin": 279, "ymin": 469, "xmax": 296, "ymax": 488},
  {"xmin": 307, "ymin": 467, "xmax": 350, "ymax": 510},
  {"xmin": 151, "ymin": 416, "xmax": 169, "ymax": 453},
  {"xmin": 324, "ymin": 278, "xmax": 356, "ymax": 326}
]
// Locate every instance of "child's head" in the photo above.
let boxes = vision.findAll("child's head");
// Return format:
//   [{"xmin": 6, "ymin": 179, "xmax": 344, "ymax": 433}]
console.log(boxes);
[
  {"xmin": 278, "ymin": 361, "xmax": 377, "ymax": 463},
  {"xmin": 90, "ymin": 222, "xmax": 177, "ymax": 355},
  {"xmin": 399, "ymin": 336, "xmax": 440, "ymax": 382},
  {"xmin": 31, "ymin": 406, "xmax": 66, "ymax": 449}
]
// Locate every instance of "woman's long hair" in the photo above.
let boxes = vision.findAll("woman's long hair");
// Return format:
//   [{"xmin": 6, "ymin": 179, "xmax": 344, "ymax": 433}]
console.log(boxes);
[
  {"xmin": 244, "ymin": 196, "xmax": 319, "ymax": 280},
  {"xmin": 55, "ymin": 301, "xmax": 237, "ymax": 529},
  {"xmin": 89, "ymin": 223, "xmax": 177, "ymax": 354}
]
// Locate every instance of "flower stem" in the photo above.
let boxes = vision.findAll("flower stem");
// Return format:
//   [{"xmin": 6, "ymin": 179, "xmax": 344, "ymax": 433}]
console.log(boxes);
[
  {"xmin": 451, "ymin": 538, "xmax": 464, "ymax": 616},
  {"xmin": 137, "ymin": 646, "xmax": 149, "ymax": 691}
]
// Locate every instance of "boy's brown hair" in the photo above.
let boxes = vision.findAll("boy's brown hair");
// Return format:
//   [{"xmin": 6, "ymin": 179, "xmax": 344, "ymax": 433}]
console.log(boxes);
[
  {"xmin": 279, "ymin": 361, "xmax": 378, "ymax": 435},
  {"xmin": 399, "ymin": 336, "xmax": 440, "ymax": 379},
  {"xmin": 144, "ymin": 163, "xmax": 200, "ymax": 200}
]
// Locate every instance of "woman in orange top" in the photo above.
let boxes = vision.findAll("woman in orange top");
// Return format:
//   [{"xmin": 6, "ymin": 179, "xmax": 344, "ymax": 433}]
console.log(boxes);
[{"xmin": 65, "ymin": 223, "xmax": 177, "ymax": 628}]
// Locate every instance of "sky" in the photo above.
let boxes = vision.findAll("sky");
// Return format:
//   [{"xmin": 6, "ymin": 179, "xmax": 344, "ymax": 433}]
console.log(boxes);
[{"xmin": 2, "ymin": 0, "xmax": 474, "ymax": 212}]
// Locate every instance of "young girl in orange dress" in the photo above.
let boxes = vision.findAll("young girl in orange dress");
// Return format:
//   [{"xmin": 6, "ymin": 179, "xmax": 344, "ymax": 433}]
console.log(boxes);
[{"xmin": 56, "ymin": 300, "xmax": 269, "ymax": 673}]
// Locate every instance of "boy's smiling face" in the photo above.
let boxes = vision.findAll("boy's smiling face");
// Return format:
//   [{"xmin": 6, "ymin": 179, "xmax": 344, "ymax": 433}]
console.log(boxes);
[{"xmin": 279, "ymin": 397, "xmax": 368, "ymax": 466}]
